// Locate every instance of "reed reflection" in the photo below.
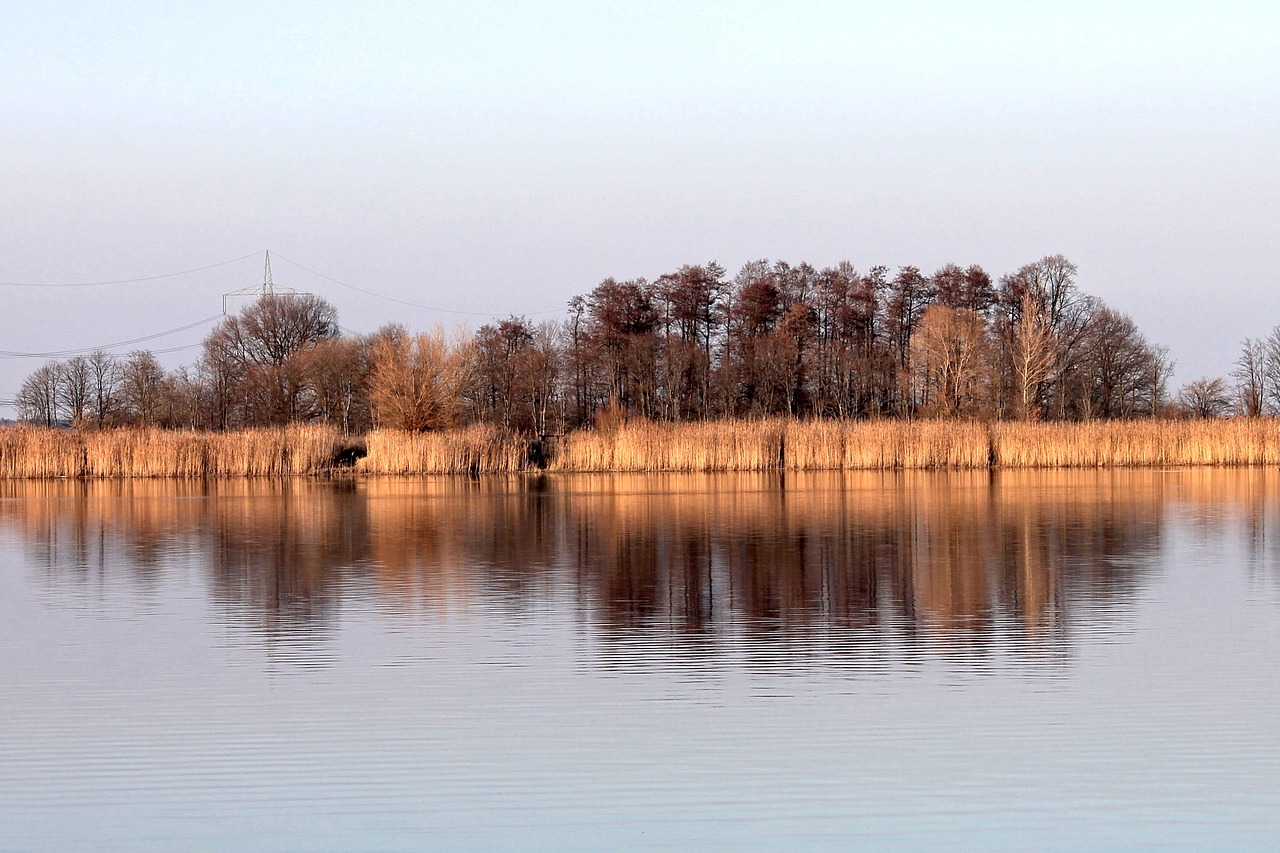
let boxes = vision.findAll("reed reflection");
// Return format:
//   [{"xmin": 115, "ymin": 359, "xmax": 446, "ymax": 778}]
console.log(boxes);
[{"xmin": 1, "ymin": 470, "xmax": 1231, "ymax": 646}]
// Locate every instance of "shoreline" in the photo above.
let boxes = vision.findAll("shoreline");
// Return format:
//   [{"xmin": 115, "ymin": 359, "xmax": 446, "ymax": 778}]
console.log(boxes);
[{"xmin": 5, "ymin": 418, "xmax": 1280, "ymax": 478}]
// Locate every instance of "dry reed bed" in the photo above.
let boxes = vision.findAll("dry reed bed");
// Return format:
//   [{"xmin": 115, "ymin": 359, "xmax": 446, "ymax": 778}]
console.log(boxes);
[
  {"xmin": 991, "ymin": 419, "xmax": 1280, "ymax": 468},
  {"xmin": 548, "ymin": 418, "xmax": 989, "ymax": 472},
  {"xmin": 7, "ymin": 419, "xmax": 1280, "ymax": 478},
  {"xmin": 549, "ymin": 420, "xmax": 786, "ymax": 472},
  {"xmin": 359, "ymin": 425, "xmax": 525, "ymax": 474},
  {"xmin": 0, "ymin": 425, "xmax": 343, "ymax": 478},
  {"xmin": 786, "ymin": 419, "xmax": 991, "ymax": 470}
]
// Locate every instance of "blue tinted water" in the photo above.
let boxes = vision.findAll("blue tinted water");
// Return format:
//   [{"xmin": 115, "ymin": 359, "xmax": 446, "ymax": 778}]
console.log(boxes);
[{"xmin": 1, "ymin": 470, "xmax": 1277, "ymax": 850}]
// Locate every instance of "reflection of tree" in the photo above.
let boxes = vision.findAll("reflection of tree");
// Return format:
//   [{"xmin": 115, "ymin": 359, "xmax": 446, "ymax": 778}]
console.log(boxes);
[
  {"xmin": 201, "ymin": 479, "xmax": 370, "ymax": 622},
  {"xmin": 0, "ymin": 470, "xmax": 1189, "ymax": 649}
]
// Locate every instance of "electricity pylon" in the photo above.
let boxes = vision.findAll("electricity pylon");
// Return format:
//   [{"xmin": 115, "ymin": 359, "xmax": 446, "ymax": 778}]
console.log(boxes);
[{"xmin": 221, "ymin": 251, "xmax": 311, "ymax": 314}]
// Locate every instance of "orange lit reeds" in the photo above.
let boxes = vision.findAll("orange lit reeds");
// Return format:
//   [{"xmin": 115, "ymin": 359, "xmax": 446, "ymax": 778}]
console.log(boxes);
[
  {"xmin": 549, "ymin": 419, "xmax": 785, "ymax": 472},
  {"xmin": 550, "ymin": 418, "xmax": 989, "ymax": 472},
  {"xmin": 7, "ymin": 418, "xmax": 1280, "ymax": 479},
  {"xmin": 82, "ymin": 429, "xmax": 207, "ymax": 477},
  {"xmin": 0, "ymin": 427, "xmax": 85, "ymax": 478},
  {"xmin": 0, "ymin": 425, "xmax": 344, "ymax": 478},
  {"xmin": 785, "ymin": 419, "xmax": 990, "ymax": 469},
  {"xmin": 359, "ymin": 425, "xmax": 525, "ymax": 474},
  {"xmin": 204, "ymin": 425, "xmax": 344, "ymax": 476},
  {"xmin": 990, "ymin": 419, "xmax": 1280, "ymax": 468}
]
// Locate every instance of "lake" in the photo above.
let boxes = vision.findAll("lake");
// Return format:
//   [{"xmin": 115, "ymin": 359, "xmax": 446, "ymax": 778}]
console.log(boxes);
[{"xmin": 2, "ymin": 470, "xmax": 1278, "ymax": 850}]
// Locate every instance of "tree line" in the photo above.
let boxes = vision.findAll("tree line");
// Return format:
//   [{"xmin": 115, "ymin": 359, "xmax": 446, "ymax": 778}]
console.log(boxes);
[{"xmin": 15, "ymin": 253, "xmax": 1238, "ymax": 433}]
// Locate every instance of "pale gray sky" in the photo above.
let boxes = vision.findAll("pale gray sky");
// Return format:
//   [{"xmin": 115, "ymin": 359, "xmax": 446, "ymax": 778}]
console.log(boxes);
[{"xmin": 3, "ymin": 1, "xmax": 1278, "ymax": 415}]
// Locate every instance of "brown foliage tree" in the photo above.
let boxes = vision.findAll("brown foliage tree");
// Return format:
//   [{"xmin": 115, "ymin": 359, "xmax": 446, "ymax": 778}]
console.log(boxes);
[
  {"xmin": 368, "ymin": 326, "xmax": 471, "ymax": 431},
  {"xmin": 910, "ymin": 305, "xmax": 989, "ymax": 418},
  {"xmin": 202, "ymin": 294, "xmax": 339, "ymax": 425}
]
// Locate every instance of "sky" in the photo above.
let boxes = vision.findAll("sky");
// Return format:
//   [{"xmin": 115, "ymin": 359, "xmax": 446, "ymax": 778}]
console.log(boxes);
[{"xmin": 2, "ymin": 0, "xmax": 1278, "ymax": 415}]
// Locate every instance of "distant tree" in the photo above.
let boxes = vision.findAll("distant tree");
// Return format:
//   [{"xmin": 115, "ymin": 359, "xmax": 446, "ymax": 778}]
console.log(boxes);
[
  {"xmin": 202, "ymin": 294, "xmax": 339, "ymax": 425},
  {"xmin": 295, "ymin": 337, "xmax": 367, "ymax": 434},
  {"xmin": 1075, "ymin": 307, "xmax": 1161, "ymax": 419},
  {"xmin": 810, "ymin": 262, "xmax": 867, "ymax": 417},
  {"xmin": 1177, "ymin": 376, "xmax": 1233, "ymax": 419},
  {"xmin": 1142, "ymin": 344, "xmax": 1174, "ymax": 417},
  {"xmin": 655, "ymin": 262, "xmax": 728, "ymax": 419},
  {"xmin": 472, "ymin": 316, "xmax": 537, "ymax": 431},
  {"xmin": 524, "ymin": 321, "xmax": 562, "ymax": 435},
  {"xmin": 1008, "ymin": 295, "xmax": 1056, "ymax": 421},
  {"xmin": 1263, "ymin": 326, "xmax": 1280, "ymax": 415},
  {"xmin": 563, "ymin": 296, "xmax": 592, "ymax": 426},
  {"xmin": 932, "ymin": 263, "xmax": 994, "ymax": 315},
  {"xmin": 86, "ymin": 349, "xmax": 121, "ymax": 428},
  {"xmin": 910, "ymin": 305, "xmax": 989, "ymax": 418},
  {"xmin": 1233, "ymin": 337, "xmax": 1269, "ymax": 417},
  {"xmin": 883, "ymin": 265, "xmax": 934, "ymax": 368},
  {"xmin": 16, "ymin": 362, "xmax": 62, "ymax": 426},
  {"xmin": 368, "ymin": 325, "xmax": 471, "ymax": 431},
  {"xmin": 57, "ymin": 356, "xmax": 92, "ymax": 429},
  {"xmin": 584, "ymin": 278, "xmax": 659, "ymax": 417},
  {"xmin": 120, "ymin": 350, "xmax": 169, "ymax": 427}
]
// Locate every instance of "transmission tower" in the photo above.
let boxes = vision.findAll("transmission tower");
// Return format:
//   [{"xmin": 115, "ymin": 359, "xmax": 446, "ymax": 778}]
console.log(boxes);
[{"xmin": 222, "ymin": 250, "xmax": 312, "ymax": 314}]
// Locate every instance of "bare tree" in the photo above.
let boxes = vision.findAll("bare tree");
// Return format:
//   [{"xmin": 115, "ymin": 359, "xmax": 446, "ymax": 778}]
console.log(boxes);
[
  {"xmin": 120, "ymin": 350, "xmax": 168, "ymax": 426},
  {"xmin": 16, "ymin": 362, "xmax": 62, "ymax": 426},
  {"xmin": 368, "ymin": 326, "xmax": 471, "ymax": 431},
  {"xmin": 58, "ymin": 356, "xmax": 92, "ymax": 429},
  {"xmin": 1076, "ymin": 307, "xmax": 1161, "ymax": 419},
  {"xmin": 910, "ymin": 305, "xmax": 989, "ymax": 418},
  {"xmin": 1009, "ymin": 296, "xmax": 1056, "ymax": 420},
  {"xmin": 1233, "ymin": 337, "xmax": 1268, "ymax": 417},
  {"xmin": 202, "ymin": 294, "xmax": 340, "ymax": 425},
  {"xmin": 1177, "ymin": 376, "xmax": 1233, "ymax": 419},
  {"xmin": 86, "ymin": 349, "xmax": 121, "ymax": 428}
]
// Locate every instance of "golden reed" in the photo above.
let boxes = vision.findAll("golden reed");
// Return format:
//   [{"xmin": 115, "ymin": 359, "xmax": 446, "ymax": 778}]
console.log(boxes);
[
  {"xmin": 359, "ymin": 425, "xmax": 525, "ymax": 474},
  {"xmin": 0, "ymin": 425, "xmax": 344, "ymax": 478},
  {"xmin": 6, "ymin": 418, "xmax": 1280, "ymax": 478},
  {"xmin": 990, "ymin": 419, "xmax": 1280, "ymax": 468}
]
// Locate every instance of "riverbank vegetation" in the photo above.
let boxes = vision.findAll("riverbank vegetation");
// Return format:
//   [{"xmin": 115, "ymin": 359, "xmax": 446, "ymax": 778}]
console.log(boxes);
[
  {"xmin": 8, "ymin": 418, "xmax": 1280, "ymax": 478},
  {"xmin": 15, "ymin": 254, "xmax": 1184, "ymax": 432},
  {"xmin": 8, "ymin": 252, "xmax": 1280, "ymax": 477},
  {"xmin": 0, "ymin": 425, "xmax": 347, "ymax": 478}
]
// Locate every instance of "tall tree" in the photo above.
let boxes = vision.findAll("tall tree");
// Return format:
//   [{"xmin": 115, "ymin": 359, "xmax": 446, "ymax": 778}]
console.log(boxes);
[
  {"xmin": 202, "ymin": 294, "xmax": 339, "ymax": 425},
  {"xmin": 120, "ymin": 350, "xmax": 168, "ymax": 426},
  {"xmin": 16, "ymin": 362, "xmax": 62, "ymax": 426},
  {"xmin": 368, "ymin": 326, "xmax": 471, "ymax": 431},
  {"xmin": 910, "ymin": 305, "xmax": 989, "ymax": 418}
]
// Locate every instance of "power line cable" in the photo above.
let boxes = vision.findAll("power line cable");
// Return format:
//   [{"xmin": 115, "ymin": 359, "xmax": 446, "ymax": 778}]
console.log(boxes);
[
  {"xmin": 271, "ymin": 252, "xmax": 565, "ymax": 317},
  {"xmin": 0, "ymin": 252, "xmax": 260, "ymax": 288},
  {"xmin": 0, "ymin": 314, "xmax": 224, "ymax": 359}
]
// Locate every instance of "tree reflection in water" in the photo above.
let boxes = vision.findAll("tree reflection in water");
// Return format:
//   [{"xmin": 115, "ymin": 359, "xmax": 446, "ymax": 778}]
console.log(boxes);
[{"xmin": 9, "ymin": 469, "xmax": 1254, "ymax": 654}]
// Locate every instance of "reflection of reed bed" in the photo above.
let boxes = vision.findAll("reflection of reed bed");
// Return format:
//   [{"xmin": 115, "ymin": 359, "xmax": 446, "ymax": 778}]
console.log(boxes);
[
  {"xmin": 359, "ymin": 426, "xmax": 525, "ymax": 474},
  {"xmin": 359, "ymin": 477, "xmax": 533, "ymax": 607},
  {"xmin": 0, "ymin": 478, "xmax": 370, "ymax": 614},
  {"xmin": 527, "ymin": 470, "xmax": 1165, "ymax": 631},
  {"xmin": 0, "ymin": 470, "xmax": 1176, "ymax": 634},
  {"xmin": 0, "ymin": 425, "xmax": 345, "ymax": 477}
]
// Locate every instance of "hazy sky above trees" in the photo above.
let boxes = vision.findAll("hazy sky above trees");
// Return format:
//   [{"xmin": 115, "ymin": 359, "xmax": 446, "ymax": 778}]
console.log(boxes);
[{"xmin": 2, "ymin": 0, "xmax": 1277, "ymax": 416}]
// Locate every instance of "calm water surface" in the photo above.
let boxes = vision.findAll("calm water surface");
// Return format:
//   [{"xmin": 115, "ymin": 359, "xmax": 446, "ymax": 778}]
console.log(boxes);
[{"xmin": 2, "ymin": 470, "xmax": 1278, "ymax": 850}]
